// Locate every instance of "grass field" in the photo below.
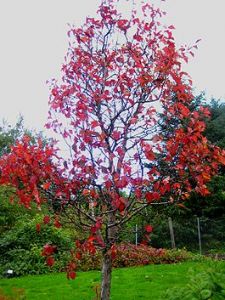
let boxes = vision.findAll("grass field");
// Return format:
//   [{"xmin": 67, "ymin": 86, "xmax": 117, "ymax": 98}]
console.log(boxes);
[{"xmin": 0, "ymin": 261, "xmax": 219, "ymax": 299}]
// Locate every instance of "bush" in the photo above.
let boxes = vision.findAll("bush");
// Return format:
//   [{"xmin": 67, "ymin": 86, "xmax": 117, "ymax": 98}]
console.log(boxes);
[
  {"xmin": 0, "ymin": 213, "xmax": 193, "ymax": 277},
  {"xmin": 75, "ymin": 251, "xmax": 102, "ymax": 271},
  {"xmin": 72, "ymin": 243, "xmax": 192, "ymax": 271},
  {"xmin": 0, "ymin": 216, "xmax": 73, "ymax": 277},
  {"xmin": 112, "ymin": 244, "xmax": 192, "ymax": 267},
  {"xmin": 163, "ymin": 261, "xmax": 225, "ymax": 299}
]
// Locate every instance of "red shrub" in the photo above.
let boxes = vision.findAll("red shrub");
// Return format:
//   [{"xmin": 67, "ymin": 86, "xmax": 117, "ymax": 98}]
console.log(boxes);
[{"xmin": 72, "ymin": 243, "xmax": 191, "ymax": 270}]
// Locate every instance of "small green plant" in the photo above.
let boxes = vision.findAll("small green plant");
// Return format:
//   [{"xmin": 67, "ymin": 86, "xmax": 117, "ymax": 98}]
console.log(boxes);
[{"xmin": 163, "ymin": 261, "xmax": 225, "ymax": 299}]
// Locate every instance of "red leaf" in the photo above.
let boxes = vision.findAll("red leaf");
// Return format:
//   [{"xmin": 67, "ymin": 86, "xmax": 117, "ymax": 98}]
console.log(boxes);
[
  {"xmin": 75, "ymin": 240, "xmax": 81, "ymax": 249},
  {"xmin": 177, "ymin": 103, "xmax": 190, "ymax": 118},
  {"xmin": 95, "ymin": 220, "xmax": 102, "ymax": 230},
  {"xmin": 43, "ymin": 215, "xmax": 51, "ymax": 224},
  {"xmin": 116, "ymin": 146, "xmax": 125, "ymax": 156},
  {"xmin": 82, "ymin": 189, "xmax": 90, "ymax": 196},
  {"xmin": 46, "ymin": 256, "xmax": 55, "ymax": 267},
  {"xmin": 67, "ymin": 271, "xmax": 76, "ymax": 280},
  {"xmin": 115, "ymin": 176, "xmax": 128, "ymax": 188},
  {"xmin": 129, "ymin": 117, "xmax": 138, "ymax": 125},
  {"xmin": 54, "ymin": 218, "xmax": 61, "ymax": 228},
  {"xmin": 145, "ymin": 151, "xmax": 155, "ymax": 161},
  {"xmin": 145, "ymin": 225, "xmax": 153, "ymax": 233},
  {"xmin": 91, "ymin": 120, "xmax": 99, "ymax": 128},
  {"xmin": 42, "ymin": 182, "xmax": 51, "ymax": 190},
  {"xmin": 117, "ymin": 19, "xmax": 129, "ymax": 31},
  {"xmin": 90, "ymin": 225, "xmax": 97, "ymax": 234},
  {"xmin": 42, "ymin": 244, "xmax": 56, "ymax": 256},
  {"xmin": 112, "ymin": 131, "xmax": 121, "ymax": 141},
  {"xmin": 145, "ymin": 192, "xmax": 160, "ymax": 203},
  {"xmin": 133, "ymin": 34, "xmax": 143, "ymax": 42},
  {"xmin": 217, "ymin": 154, "xmax": 225, "ymax": 165},
  {"xmin": 135, "ymin": 188, "xmax": 142, "ymax": 199},
  {"xmin": 105, "ymin": 180, "xmax": 112, "ymax": 189},
  {"xmin": 153, "ymin": 188, "xmax": 161, "ymax": 199},
  {"xmin": 145, "ymin": 192, "xmax": 153, "ymax": 202},
  {"xmin": 36, "ymin": 223, "xmax": 41, "ymax": 233},
  {"xmin": 118, "ymin": 202, "xmax": 125, "ymax": 212},
  {"xmin": 68, "ymin": 262, "xmax": 76, "ymax": 270},
  {"xmin": 75, "ymin": 252, "xmax": 82, "ymax": 260}
]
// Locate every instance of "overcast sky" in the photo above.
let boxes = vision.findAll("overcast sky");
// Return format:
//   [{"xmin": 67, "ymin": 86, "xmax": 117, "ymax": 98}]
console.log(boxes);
[{"xmin": 0, "ymin": 0, "xmax": 225, "ymax": 132}]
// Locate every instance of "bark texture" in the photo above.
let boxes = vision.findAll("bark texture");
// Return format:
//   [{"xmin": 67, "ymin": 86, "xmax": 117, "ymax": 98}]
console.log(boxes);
[{"xmin": 101, "ymin": 251, "xmax": 112, "ymax": 300}]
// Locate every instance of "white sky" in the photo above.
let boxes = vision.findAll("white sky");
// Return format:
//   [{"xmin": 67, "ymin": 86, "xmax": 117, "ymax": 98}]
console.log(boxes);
[{"xmin": 0, "ymin": 0, "xmax": 225, "ymax": 132}]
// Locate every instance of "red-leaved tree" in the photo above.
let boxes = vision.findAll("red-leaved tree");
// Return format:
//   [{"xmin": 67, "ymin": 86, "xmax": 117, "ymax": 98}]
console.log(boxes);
[{"xmin": 0, "ymin": 0, "xmax": 225, "ymax": 298}]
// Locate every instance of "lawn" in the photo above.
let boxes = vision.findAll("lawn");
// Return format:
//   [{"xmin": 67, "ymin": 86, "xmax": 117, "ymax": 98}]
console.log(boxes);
[{"xmin": 0, "ymin": 261, "xmax": 219, "ymax": 299}]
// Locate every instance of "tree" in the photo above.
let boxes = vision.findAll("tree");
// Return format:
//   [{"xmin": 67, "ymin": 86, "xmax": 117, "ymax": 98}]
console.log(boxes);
[
  {"xmin": 129, "ymin": 96, "xmax": 225, "ymax": 252},
  {"xmin": 183, "ymin": 99, "xmax": 225, "ymax": 218},
  {"xmin": 205, "ymin": 99, "xmax": 225, "ymax": 149},
  {"xmin": 0, "ymin": 118, "xmax": 25, "ymax": 233},
  {"xmin": 0, "ymin": 116, "xmax": 24, "ymax": 156},
  {"xmin": 0, "ymin": 1, "xmax": 225, "ymax": 298},
  {"xmin": 0, "ymin": 117, "xmax": 44, "ymax": 234},
  {"xmin": 0, "ymin": 119, "xmax": 75, "ymax": 277}
]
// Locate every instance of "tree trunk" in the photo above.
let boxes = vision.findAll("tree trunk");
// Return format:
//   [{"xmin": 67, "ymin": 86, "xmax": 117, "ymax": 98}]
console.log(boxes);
[{"xmin": 101, "ymin": 251, "xmax": 112, "ymax": 300}]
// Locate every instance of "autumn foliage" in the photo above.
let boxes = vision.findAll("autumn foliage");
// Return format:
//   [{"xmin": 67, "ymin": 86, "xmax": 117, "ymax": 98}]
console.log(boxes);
[{"xmin": 0, "ymin": 0, "xmax": 225, "ymax": 298}]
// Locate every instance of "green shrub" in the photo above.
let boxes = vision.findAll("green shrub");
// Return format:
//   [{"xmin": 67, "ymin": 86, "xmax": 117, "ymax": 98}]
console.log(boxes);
[
  {"xmin": 163, "ymin": 261, "xmax": 225, "ymax": 299},
  {"xmin": 0, "ymin": 216, "xmax": 73, "ymax": 277},
  {"xmin": 0, "ymin": 212, "xmax": 193, "ymax": 277}
]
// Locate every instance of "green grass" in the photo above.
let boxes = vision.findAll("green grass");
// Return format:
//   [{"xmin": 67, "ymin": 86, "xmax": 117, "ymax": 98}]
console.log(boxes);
[{"xmin": 0, "ymin": 262, "xmax": 221, "ymax": 299}]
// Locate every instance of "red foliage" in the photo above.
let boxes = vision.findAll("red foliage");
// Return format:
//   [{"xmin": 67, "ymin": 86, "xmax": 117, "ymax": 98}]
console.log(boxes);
[
  {"xmin": 36, "ymin": 223, "xmax": 41, "ymax": 233},
  {"xmin": 54, "ymin": 217, "xmax": 62, "ymax": 228},
  {"xmin": 113, "ymin": 243, "xmax": 190, "ymax": 267},
  {"xmin": 46, "ymin": 256, "xmax": 55, "ymax": 267},
  {"xmin": 0, "ymin": 136, "xmax": 65, "ymax": 208},
  {"xmin": 41, "ymin": 244, "xmax": 56, "ymax": 257},
  {"xmin": 67, "ymin": 271, "xmax": 76, "ymax": 280},
  {"xmin": 69, "ymin": 243, "xmax": 191, "ymax": 271},
  {"xmin": 43, "ymin": 215, "xmax": 51, "ymax": 224},
  {"xmin": 75, "ymin": 252, "xmax": 82, "ymax": 260},
  {"xmin": 66, "ymin": 261, "xmax": 77, "ymax": 280},
  {"xmin": 145, "ymin": 225, "xmax": 153, "ymax": 233}
]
